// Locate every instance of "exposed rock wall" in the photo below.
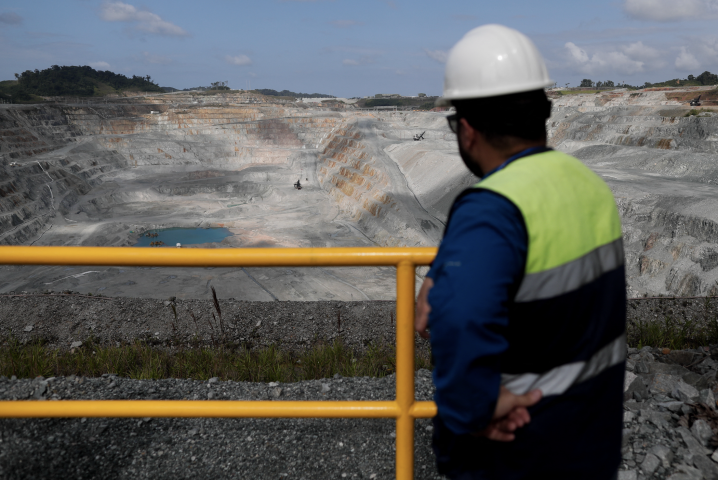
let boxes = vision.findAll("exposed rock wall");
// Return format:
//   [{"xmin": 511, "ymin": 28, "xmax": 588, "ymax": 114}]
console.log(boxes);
[
  {"xmin": 0, "ymin": 105, "xmax": 133, "ymax": 245},
  {"xmin": 316, "ymin": 117, "xmax": 444, "ymax": 247},
  {"xmin": 0, "ymin": 103, "xmax": 345, "ymax": 246},
  {"xmin": 548, "ymin": 89, "xmax": 718, "ymax": 297},
  {"xmin": 3, "ymin": 88, "xmax": 718, "ymax": 298}
]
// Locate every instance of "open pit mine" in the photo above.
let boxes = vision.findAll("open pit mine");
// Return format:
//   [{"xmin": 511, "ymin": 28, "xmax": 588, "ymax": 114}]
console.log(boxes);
[{"xmin": 1, "ymin": 87, "xmax": 717, "ymax": 300}]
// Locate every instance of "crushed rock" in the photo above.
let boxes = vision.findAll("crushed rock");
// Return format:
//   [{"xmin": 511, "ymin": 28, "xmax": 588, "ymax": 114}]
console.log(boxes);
[
  {"xmin": 0, "ymin": 370, "xmax": 438, "ymax": 479},
  {"xmin": 4, "ymin": 295, "xmax": 718, "ymax": 478}
]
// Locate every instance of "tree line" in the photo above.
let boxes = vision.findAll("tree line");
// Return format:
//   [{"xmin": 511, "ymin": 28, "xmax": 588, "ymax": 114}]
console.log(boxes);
[
  {"xmin": 576, "ymin": 71, "xmax": 718, "ymax": 90},
  {"xmin": 580, "ymin": 79, "xmax": 616, "ymax": 88},
  {"xmin": 3, "ymin": 65, "xmax": 163, "ymax": 100}
]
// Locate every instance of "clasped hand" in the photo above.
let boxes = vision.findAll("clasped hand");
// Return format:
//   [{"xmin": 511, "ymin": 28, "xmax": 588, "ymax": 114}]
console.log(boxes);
[{"xmin": 414, "ymin": 277, "xmax": 543, "ymax": 441}]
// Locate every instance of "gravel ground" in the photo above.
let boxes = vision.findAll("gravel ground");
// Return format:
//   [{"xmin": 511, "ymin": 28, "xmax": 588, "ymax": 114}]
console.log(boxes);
[
  {"xmin": 628, "ymin": 297, "xmax": 718, "ymax": 328},
  {"xmin": 4, "ymin": 294, "xmax": 718, "ymax": 479},
  {"xmin": 0, "ymin": 371, "xmax": 439, "ymax": 480},
  {"xmin": 620, "ymin": 345, "xmax": 718, "ymax": 480}
]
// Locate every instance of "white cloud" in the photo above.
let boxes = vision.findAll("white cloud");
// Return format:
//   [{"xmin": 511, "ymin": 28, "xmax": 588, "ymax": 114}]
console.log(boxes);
[
  {"xmin": 623, "ymin": 0, "xmax": 718, "ymax": 21},
  {"xmin": 424, "ymin": 49, "xmax": 448, "ymax": 63},
  {"xmin": 330, "ymin": 20, "xmax": 361, "ymax": 28},
  {"xmin": 89, "ymin": 61, "xmax": 111, "ymax": 70},
  {"xmin": 565, "ymin": 42, "xmax": 588, "ymax": 63},
  {"xmin": 99, "ymin": 1, "xmax": 189, "ymax": 37},
  {"xmin": 686, "ymin": 35, "xmax": 718, "ymax": 66},
  {"xmin": 593, "ymin": 52, "xmax": 645, "ymax": 75},
  {"xmin": 564, "ymin": 41, "xmax": 656, "ymax": 75},
  {"xmin": 622, "ymin": 41, "xmax": 661, "ymax": 61},
  {"xmin": 675, "ymin": 47, "xmax": 700, "ymax": 70},
  {"xmin": 100, "ymin": 2, "xmax": 136, "ymax": 21},
  {"xmin": 699, "ymin": 37, "xmax": 718, "ymax": 57},
  {"xmin": 226, "ymin": 54, "xmax": 252, "ymax": 66},
  {"xmin": 342, "ymin": 59, "xmax": 359, "ymax": 65},
  {"xmin": 0, "ymin": 12, "xmax": 23, "ymax": 25}
]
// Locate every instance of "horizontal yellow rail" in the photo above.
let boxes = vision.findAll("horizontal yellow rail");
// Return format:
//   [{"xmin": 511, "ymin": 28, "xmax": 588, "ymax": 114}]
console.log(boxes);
[
  {"xmin": 0, "ymin": 246, "xmax": 437, "ymax": 267},
  {"xmin": 0, "ymin": 245, "xmax": 438, "ymax": 480},
  {"xmin": 0, "ymin": 400, "xmax": 438, "ymax": 419}
]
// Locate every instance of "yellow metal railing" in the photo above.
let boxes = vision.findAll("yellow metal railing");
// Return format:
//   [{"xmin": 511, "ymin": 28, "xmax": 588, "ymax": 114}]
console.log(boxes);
[{"xmin": 0, "ymin": 246, "xmax": 438, "ymax": 480}]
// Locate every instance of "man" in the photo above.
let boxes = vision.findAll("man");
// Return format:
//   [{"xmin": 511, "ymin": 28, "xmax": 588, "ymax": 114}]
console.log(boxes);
[{"xmin": 415, "ymin": 25, "xmax": 626, "ymax": 479}]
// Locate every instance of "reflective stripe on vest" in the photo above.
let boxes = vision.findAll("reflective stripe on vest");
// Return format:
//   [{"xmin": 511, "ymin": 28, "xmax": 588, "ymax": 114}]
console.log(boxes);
[
  {"xmin": 476, "ymin": 150, "xmax": 625, "ymax": 396},
  {"xmin": 501, "ymin": 333, "xmax": 626, "ymax": 396},
  {"xmin": 475, "ymin": 149, "xmax": 624, "ymax": 302}
]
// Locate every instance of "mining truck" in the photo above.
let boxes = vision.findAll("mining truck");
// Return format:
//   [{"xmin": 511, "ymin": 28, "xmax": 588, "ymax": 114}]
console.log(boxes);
[
  {"xmin": 690, "ymin": 95, "xmax": 702, "ymax": 106},
  {"xmin": 413, "ymin": 131, "xmax": 425, "ymax": 141}
]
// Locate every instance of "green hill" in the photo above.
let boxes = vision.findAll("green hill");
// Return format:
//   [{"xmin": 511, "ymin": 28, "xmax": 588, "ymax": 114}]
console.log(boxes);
[
  {"xmin": 0, "ymin": 65, "xmax": 163, "ymax": 102},
  {"xmin": 644, "ymin": 71, "xmax": 718, "ymax": 88}
]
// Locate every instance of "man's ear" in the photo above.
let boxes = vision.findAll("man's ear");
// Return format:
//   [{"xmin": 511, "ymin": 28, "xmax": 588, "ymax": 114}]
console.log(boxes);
[{"xmin": 458, "ymin": 117, "xmax": 477, "ymax": 150}]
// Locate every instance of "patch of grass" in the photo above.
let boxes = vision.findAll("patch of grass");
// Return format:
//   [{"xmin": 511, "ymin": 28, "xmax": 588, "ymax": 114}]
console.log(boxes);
[
  {"xmin": 93, "ymin": 81, "xmax": 118, "ymax": 97},
  {"xmin": 628, "ymin": 297, "xmax": 718, "ymax": 349},
  {"xmin": 684, "ymin": 108, "xmax": 713, "ymax": 117},
  {"xmin": 0, "ymin": 337, "xmax": 432, "ymax": 381}
]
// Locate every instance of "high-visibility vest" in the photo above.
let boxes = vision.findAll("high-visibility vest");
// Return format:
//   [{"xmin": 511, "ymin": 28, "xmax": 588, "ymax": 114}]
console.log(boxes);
[
  {"xmin": 475, "ymin": 149, "xmax": 626, "ymax": 396},
  {"xmin": 477, "ymin": 149, "xmax": 623, "ymax": 303}
]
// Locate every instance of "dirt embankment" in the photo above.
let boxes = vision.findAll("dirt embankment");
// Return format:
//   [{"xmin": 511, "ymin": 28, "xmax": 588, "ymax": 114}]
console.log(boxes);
[
  {"xmin": 3, "ymin": 294, "xmax": 718, "ymax": 352},
  {"xmin": 665, "ymin": 88, "xmax": 718, "ymax": 106},
  {"xmin": 0, "ymin": 295, "xmax": 423, "ymax": 353}
]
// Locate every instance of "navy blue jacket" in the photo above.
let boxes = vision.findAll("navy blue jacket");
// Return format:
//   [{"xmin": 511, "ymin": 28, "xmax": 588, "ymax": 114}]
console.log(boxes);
[{"xmin": 426, "ymin": 153, "xmax": 624, "ymax": 479}]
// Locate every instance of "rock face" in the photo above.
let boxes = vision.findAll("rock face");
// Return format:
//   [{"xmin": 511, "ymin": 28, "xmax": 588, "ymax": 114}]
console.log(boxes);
[
  {"xmin": 1, "ymin": 88, "xmax": 718, "ymax": 299},
  {"xmin": 0, "ymin": 98, "xmax": 468, "ymax": 299},
  {"xmin": 547, "ymin": 88, "xmax": 718, "ymax": 298}
]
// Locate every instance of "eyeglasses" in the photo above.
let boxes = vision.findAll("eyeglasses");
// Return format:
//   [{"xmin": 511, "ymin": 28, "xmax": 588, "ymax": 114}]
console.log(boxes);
[{"xmin": 446, "ymin": 114, "xmax": 459, "ymax": 134}]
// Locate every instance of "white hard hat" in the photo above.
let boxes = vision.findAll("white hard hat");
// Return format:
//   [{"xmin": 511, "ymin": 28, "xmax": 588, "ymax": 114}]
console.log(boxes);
[{"xmin": 436, "ymin": 24, "xmax": 552, "ymax": 106}]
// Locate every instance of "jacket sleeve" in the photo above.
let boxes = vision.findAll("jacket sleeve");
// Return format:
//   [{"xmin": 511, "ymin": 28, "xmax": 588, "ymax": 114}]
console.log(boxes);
[{"xmin": 426, "ymin": 190, "xmax": 527, "ymax": 435}]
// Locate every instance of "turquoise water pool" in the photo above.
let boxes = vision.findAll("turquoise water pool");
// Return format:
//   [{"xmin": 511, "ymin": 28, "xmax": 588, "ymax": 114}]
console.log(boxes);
[{"xmin": 134, "ymin": 227, "xmax": 233, "ymax": 247}]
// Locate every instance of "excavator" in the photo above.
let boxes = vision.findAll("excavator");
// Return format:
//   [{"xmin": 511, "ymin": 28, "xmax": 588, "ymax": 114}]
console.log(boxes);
[
  {"xmin": 690, "ymin": 95, "xmax": 702, "ymax": 107},
  {"xmin": 294, "ymin": 180, "xmax": 302, "ymax": 190},
  {"xmin": 413, "ymin": 131, "xmax": 425, "ymax": 141}
]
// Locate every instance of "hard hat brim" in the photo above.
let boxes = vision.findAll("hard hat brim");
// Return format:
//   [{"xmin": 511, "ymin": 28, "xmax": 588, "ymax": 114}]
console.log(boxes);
[{"xmin": 435, "ymin": 79, "xmax": 554, "ymax": 107}]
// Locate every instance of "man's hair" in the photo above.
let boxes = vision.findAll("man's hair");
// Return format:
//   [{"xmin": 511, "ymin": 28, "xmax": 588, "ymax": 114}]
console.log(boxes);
[{"xmin": 452, "ymin": 89, "xmax": 552, "ymax": 151}]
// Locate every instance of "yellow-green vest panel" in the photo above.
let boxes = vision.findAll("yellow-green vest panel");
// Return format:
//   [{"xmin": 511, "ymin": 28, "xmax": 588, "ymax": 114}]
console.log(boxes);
[{"xmin": 476, "ymin": 150, "xmax": 624, "ymax": 302}]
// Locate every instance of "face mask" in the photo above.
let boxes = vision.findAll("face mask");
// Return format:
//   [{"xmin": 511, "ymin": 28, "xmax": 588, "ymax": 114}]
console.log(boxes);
[{"xmin": 458, "ymin": 142, "xmax": 484, "ymax": 179}]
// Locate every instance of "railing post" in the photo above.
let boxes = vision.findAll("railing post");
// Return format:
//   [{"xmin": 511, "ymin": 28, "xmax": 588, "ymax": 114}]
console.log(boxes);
[{"xmin": 395, "ymin": 261, "xmax": 416, "ymax": 480}]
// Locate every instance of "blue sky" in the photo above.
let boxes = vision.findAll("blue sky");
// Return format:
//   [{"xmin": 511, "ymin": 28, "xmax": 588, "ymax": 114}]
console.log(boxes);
[{"xmin": 1, "ymin": 0, "xmax": 717, "ymax": 97}]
